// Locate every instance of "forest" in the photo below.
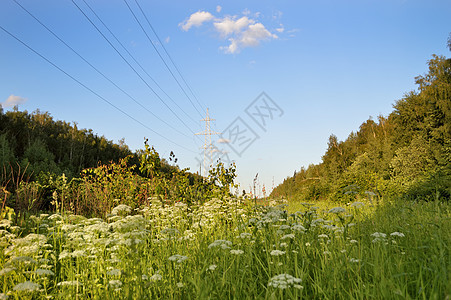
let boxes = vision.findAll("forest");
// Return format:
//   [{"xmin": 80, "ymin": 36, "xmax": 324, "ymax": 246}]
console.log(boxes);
[
  {"xmin": 271, "ymin": 54, "xmax": 451, "ymax": 203},
  {"xmin": 0, "ymin": 107, "xmax": 228, "ymax": 216}
]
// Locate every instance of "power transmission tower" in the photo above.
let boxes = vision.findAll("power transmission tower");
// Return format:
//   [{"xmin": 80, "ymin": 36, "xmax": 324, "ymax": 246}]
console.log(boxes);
[{"xmin": 195, "ymin": 108, "xmax": 219, "ymax": 177}]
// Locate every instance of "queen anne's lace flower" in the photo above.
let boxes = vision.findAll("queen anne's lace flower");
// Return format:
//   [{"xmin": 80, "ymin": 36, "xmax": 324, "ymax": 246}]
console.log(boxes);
[
  {"xmin": 208, "ymin": 239, "xmax": 232, "ymax": 249},
  {"xmin": 108, "ymin": 280, "xmax": 122, "ymax": 288},
  {"xmin": 268, "ymin": 274, "xmax": 303, "ymax": 290},
  {"xmin": 13, "ymin": 281, "xmax": 41, "ymax": 292},
  {"xmin": 107, "ymin": 268, "xmax": 121, "ymax": 276},
  {"xmin": 281, "ymin": 234, "xmax": 295, "ymax": 240},
  {"xmin": 57, "ymin": 281, "xmax": 81, "ymax": 287},
  {"xmin": 390, "ymin": 232, "xmax": 405, "ymax": 237},
  {"xmin": 111, "ymin": 204, "xmax": 132, "ymax": 216},
  {"xmin": 168, "ymin": 254, "xmax": 188, "ymax": 263},
  {"xmin": 328, "ymin": 207, "xmax": 346, "ymax": 214},
  {"xmin": 34, "ymin": 269, "xmax": 54, "ymax": 276},
  {"xmin": 371, "ymin": 232, "xmax": 387, "ymax": 238},
  {"xmin": 270, "ymin": 250, "xmax": 285, "ymax": 256}
]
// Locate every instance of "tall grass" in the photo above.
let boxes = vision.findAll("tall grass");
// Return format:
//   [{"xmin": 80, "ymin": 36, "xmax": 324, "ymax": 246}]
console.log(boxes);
[{"xmin": 0, "ymin": 197, "xmax": 449, "ymax": 299}]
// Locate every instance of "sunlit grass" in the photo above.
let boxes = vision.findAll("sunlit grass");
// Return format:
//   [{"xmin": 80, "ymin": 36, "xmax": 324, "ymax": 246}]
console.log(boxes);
[{"xmin": 0, "ymin": 196, "xmax": 449, "ymax": 299}]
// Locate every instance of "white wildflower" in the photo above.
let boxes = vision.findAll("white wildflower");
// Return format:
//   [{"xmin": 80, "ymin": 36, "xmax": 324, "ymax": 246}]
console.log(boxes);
[
  {"xmin": 390, "ymin": 232, "xmax": 405, "ymax": 238},
  {"xmin": 150, "ymin": 273, "xmax": 162, "ymax": 281},
  {"xmin": 13, "ymin": 281, "xmax": 40, "ymax": 292},
  {"xmin": 371, "ymin": 232, "xmax": 387, "ymax": 238},
  {"xmin": 349, "ymin": 258, "xmax": 360, "ymax": 263},
  {"xmin": 57, "ymin": 280, "xmax": 81, "ymax": 287},
  {"xmin": 328, "ymin": 207, "xmax": 346, "ymax": 214},
  {"xmin": 208, "ymin": 264, "xmax": 217, "ymax": 271},
  {"xmin": 230, "ymin": 249, "xmax": 244, "ymax": 255},
  {"xmin": 111, "ymin": 204, "xmax": 132, "ymax": 216},
  {"xmin": 11, "ymin": 256, "xmax": 37, "ymax": 265},
  {"xmin": 108, "ymin": 280, "xmax": 122, "ymax": 288},
  {"xmin": 168, "ymin": 254, "xmax": 188, "ymax": 263},
  {"xmin": 176, "ymin": 282, "xmax": 184, "ymax": 288},
  {"xmin": 237, "ymin": 232, "xmax": 252, "ymax": 239},
  {"xmin": 270, "ymin": 250, "xmax": 285, "ymax": 256},
  {"xmin": 107, "ymin": 269, "xmax": 121, "ymax": 276},
  {"xmin": 291, "ymin": 224, "xmax": 306, "ymax": 232},
  {"xmin": 0, "ymin": 267, "xmax": 15, "ymax": 276},
  {"xmin": 0, "ymin": 219, "xmax": 12, "ymax": 228},
  {"xmin": 34, "ymin": 269, "xmax": 54, "ymax": 276},
  {"xmin": 208, "ymin": 239, "xmax": 232, "ymax": 250},
  {"xmin": 281, "ymin": 234, "xmax": 295, "ymax": 240},
  {"xmin": 48, "ymin": 214, "xmax": 62, "ymax": 221},
  {"xmin": 268, "ymin": 273, "xmax": 303, "ymax": 290},
  {"xmin": 71, "ymin": 250, "xmax": 86, "ymax": 258},
  {"xmin": 318, "ymin": 234, "xmax": 329, "ymax": 239},
  {"xmin": 58, "ymin": 250, "xmax": 71, "ymax": 260}
]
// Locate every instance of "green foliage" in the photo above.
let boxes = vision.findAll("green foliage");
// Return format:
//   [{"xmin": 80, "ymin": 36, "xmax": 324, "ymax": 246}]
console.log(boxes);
[
  {"xmin": 0, "ymin": 134, "xmax": 14, "ymax": 169},
  {"xmin": 139, "ymin": 139, "xmax": 161, "ymax": 179},
  {"xmin": 20, "ymin": 139, "xmax": 60, "ymax": 180},
  {"xmin": 208, "ymin": 161, "xmax": 238, "ymax": 196},
  {"xmin": 74, "ymin": 157, "xmax": 150, "ymax": 216},
  {"xmin": 272, "ymin": 52, "xmax": 451, "ymax": 203},
  {"xmin": 0, "ymin": 109, "xmax": 133, "ymax": 177}
]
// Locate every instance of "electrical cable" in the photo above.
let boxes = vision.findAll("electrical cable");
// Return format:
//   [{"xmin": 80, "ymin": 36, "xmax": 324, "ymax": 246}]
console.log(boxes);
[
  {"xmin": 12, "ymin": 0, "xmax": 192, "ymax": 140},
  {"xmin": 71, "ymin": 0, "xmax": 200, "ymax": 138},
  {"xmin": 0, "ymin": 24, "xmax": 198, "ymax": 154},
  {"xmin": 134, "ymin": 0, "xmax": 207, "ymax": 114},
  {"xmin": 81, "ymin": 0, "xmax": 201, "ymax": 128},
  {"xmin": 123, "ymin": 0, "xmax": 204, "ymax": 119}
]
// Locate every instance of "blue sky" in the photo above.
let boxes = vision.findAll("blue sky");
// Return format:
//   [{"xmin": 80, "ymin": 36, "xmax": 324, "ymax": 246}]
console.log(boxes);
[{"xmin": 1, "ymin": 0, "xmax": 450, "ymax": 196}]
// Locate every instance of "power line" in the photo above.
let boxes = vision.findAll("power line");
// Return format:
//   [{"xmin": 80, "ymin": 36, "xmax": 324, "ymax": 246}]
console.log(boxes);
[
  {"xmin": 11, "ymin": 0, "xmax": 191, "ymax": 140},
  {"xmin": 0, "ymin": 24, "xmax": 197, "ymax": 154},
  {"xmin": 81, "ymin": 0, "xmax": 200, "ymax": 128},
  {"xmin": 123, "ymin": 0, "xmax": 204, "ymax": 119},
  {"xmin": 133, "ymin": 0, "xmax": 207, "ymax": 114},
  {"xmin": 71, "ymin": 0, "xmax": 200, "ymax": 138}
]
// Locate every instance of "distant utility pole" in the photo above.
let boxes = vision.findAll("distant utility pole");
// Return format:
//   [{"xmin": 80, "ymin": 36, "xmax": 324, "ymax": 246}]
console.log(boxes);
[{"xmin": 195, "ymin": 108, "xmax": 219, "ymax": 177}]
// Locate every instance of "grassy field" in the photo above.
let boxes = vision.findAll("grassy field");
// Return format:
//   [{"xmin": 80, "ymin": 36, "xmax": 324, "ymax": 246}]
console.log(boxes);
[{"xmin": 0, "ymin": 197, "xmax": 449, "ymax": 299}]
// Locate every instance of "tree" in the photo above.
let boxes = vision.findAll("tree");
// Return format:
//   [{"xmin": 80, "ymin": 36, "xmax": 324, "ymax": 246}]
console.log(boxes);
[{"xmin": 21, "ymin": 139, "xmax": 60, "ymax": 179}]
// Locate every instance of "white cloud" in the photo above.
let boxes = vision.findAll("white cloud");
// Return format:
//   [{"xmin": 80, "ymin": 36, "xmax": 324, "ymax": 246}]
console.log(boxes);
[
  {"xmin": 223, "ymin": 23, "xmax": 277, "ymax": 54},
  {"xmin": 180, "ymin": 9, "xmax": 279, "ymax": 54},
  {"xmin": 216, "ymin": 5, "xmax": 222, "ymax": 13},
  {"xmin": 1, "ymin": 95, "xmax": 27, "ymax": 108},
  {"xmin": 214, "ymin": 16, "xmax": 253, "ymax": 37},
  {"xmin": 179, "ymin": 11, "xmax": 214, "ymax": 31},
  {"xmin": 165, "ymin": 36, "xmax": 170, "ymax": 43}
]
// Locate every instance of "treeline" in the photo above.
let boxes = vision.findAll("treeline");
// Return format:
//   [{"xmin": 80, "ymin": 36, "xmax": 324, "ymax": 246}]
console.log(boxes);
[
  {"xmin": 0, "ymin": 107, "xmax": 133, "ymax": 179},
  {"xmin": 0, "ymin": 107, "xmax": 238, "ymax": 217},
  {"xmin": 272, "ymin": 54, "xmax": 451, "ymax": 202}
]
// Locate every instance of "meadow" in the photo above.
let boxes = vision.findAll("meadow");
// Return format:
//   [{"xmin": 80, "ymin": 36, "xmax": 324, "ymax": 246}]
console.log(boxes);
[{"xmin": 0, "ymin": 195, "xmax": 449, "ymax": 299}]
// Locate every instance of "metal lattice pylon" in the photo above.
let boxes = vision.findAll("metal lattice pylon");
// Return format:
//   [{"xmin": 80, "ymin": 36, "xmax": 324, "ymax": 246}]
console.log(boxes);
[{"xmin": 195, "ymin": 108, "xmax": 219, "ymax": 177}]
